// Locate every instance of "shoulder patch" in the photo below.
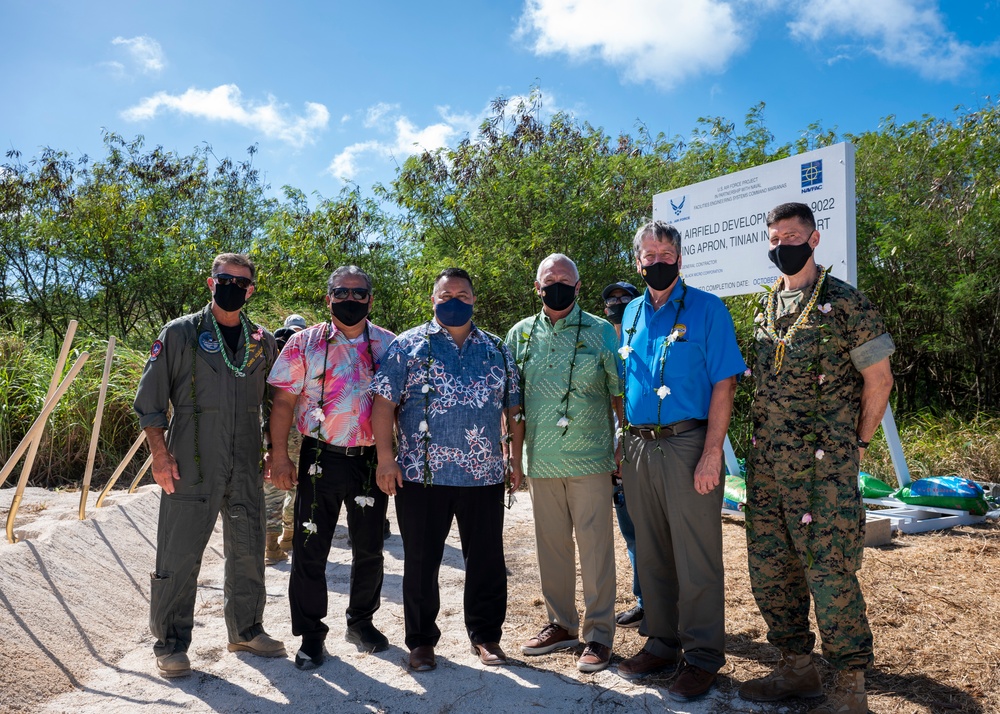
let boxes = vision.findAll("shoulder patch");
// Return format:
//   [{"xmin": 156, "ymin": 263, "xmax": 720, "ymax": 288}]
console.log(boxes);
[
  {"xmin": 149, "ymin": 340, "xmax": 163, "ymax": 361},
  {"xmin": 198, "ymin": 331, "xmax": 221, "ymax": 353}
]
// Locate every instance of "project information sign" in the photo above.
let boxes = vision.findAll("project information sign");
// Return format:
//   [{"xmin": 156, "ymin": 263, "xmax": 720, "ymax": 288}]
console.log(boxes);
[{"xmin": 652, "ymin": 142, "xmax": 856, "ymax": 298}]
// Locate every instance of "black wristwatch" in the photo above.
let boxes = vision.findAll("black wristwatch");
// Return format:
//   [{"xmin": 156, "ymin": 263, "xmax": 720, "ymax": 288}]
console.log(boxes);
[{"xmin": 856, "ymin": 437, "xmax": 870, "ymax": 449}]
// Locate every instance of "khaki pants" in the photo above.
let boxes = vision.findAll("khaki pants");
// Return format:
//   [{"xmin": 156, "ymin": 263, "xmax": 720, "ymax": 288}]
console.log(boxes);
[{"xmin": 528, "ymin": 472, "xmax": 616, "ymax": 647}]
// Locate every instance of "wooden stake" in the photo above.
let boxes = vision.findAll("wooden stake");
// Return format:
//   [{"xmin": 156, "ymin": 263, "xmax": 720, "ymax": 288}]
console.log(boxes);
[
  {"xmin": 3, "ymin": 352, "xmax": 90, "ymax": 543},
  {"xmin": 95, "ymin": 431, "xmax": 147, "ymax": 509},
  {"xmin": 128, "ymin": 454, "xmax": 153, "ymax": 493},
  {"xmin": 79, "ymin": 336, "xmax": 115, "ymax": 520},
  {"xmin": 0, "ymin": 320, "xmax": 77, "ymax": 491}
]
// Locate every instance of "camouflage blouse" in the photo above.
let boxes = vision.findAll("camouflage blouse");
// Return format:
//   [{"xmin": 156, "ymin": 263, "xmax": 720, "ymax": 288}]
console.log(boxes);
[{"xmin": 751, "ymin": 274, "xmax": 894, "ymax": 477}]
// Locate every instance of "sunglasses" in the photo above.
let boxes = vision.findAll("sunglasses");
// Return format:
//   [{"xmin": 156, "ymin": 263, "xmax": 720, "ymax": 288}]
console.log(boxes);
[
  {"xmin": 213, "ymin": 273, "xmax": 254, "ymax": 290},
  {"xmin": 330, "ymin": 287, "xmax": 371, "ymax": 301},
  {"xmin": 604, "ymin": 295, "xmax": 634, "ymax": 306}
]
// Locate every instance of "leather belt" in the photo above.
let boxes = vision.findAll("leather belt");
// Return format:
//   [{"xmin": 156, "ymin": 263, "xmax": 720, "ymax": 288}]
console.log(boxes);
[
  {"xmin": 318, "ymin": 442, "xmax": 374, "ymax": 457},
  {"xmin": 627, "ymin": 420, "xmax": 707, "ymax": 441}
]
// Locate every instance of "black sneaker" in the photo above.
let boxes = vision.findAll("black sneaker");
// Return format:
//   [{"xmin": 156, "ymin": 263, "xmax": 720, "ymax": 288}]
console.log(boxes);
[
  {"xmin": 616, "ymin": 605, "xmax": 644, "ymax": 628},
  {"xmin": 345, "ymin": 622, "xmax": 390, "ymax": 653},
  {"xmin": 294, "ymin": 639, "xmax": 325, "ymax": 670}
]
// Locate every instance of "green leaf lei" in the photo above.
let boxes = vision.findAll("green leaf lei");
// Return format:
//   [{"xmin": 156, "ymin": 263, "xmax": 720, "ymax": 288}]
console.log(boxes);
[
  {"xmin": 516, "ymin": 309, "xmax": 584, "ymax": 436},
  {"xmin": 620, "ymin": 281, "xmax": 688, "ymax": 430},
  {"xmin": 210, "ymin": 312, "xmax": 252, "ymax": 377}
]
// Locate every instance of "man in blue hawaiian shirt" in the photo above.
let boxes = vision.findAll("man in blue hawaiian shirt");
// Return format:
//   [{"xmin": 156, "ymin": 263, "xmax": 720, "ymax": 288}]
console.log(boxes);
[{"xmin": 372, "ymin": 268, "xmax": 524, "ymax": 673}]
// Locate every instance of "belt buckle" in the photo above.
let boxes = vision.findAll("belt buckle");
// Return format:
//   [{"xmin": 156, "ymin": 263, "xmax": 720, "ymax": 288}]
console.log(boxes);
[{"xmin": 638, "ymin": 427, "xmax": 656, "ymax": 441}]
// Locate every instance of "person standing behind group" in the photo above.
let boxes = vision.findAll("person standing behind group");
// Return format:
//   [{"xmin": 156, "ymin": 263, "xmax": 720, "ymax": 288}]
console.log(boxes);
[
  {"xmin": 616, "ymin": 221, "xmax": 746, "ymax": 702},
  {"xmin": 134, "ymin": 252, "xmax": 285, "ymax": 678},
  {"xmin": 263, "ymin": 313, "xmax": 307, "ymax": 565},
  {"xmin": 372, "ymin": 268, "xmax": 524, "ymax": 673},
  {"xmin": 739, "ymin": 202, "xmax": 894, "ymax": 714},
  {"xmin": 267, "ymin": 266, "xmax": 396, "ymax": 669},
  {"xmin": 601, "ymin": 281, "xmax": 644, "ymax": 629},
  {"xmin": 505, "ymin": 254, "xmax": 621, "ymax": 673}
]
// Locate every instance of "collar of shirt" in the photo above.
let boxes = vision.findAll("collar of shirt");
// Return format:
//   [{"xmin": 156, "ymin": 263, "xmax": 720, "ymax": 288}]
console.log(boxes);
[
  {"xmin": 642, "ymin": 280, "xmax": 685, "ymax": 316},
  {"xmin": 541, "ymin": 303, "xmax": 584, "ymax": 332}
]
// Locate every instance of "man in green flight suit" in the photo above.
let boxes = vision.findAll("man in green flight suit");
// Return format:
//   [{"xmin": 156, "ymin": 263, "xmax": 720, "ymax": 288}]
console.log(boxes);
[
  {"xmin": 740, "ymin": 203, "xmax": 894, "ymax": 714},
  {"xmin": 134, "ymin": 252, "xmax": 286, "ymax": 678}
]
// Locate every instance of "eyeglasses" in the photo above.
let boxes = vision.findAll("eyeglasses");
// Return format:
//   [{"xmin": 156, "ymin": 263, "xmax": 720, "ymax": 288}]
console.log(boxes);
[
  {"xmin": 604, "ymin": 295, "xmax": 633, "ymax": 306},
  {"xmin": 330, "ymin": 287, "xmax": 371, "ymax": 301},
  {"xmin": 213, "ymin": 273, "xmax": 254, "ymax": 290}
]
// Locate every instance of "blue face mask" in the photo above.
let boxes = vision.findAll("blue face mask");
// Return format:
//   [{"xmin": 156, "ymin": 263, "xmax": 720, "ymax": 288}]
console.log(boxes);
[{"xmin": 435, "ymin": 297, "xmax": 474, "ymax": 327}]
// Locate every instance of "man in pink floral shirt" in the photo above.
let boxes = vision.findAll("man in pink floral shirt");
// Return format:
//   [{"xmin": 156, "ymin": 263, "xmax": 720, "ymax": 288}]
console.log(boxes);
[{"xmin": 267, "ymin": 265, "xmax": 395, "ymax": 669}]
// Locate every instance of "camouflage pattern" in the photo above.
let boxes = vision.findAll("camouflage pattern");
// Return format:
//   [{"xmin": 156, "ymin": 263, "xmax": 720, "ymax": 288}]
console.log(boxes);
[
  {"xmin": 265, "ymin": 430, "xmax": 301, "ymax": 532},
  {"xmin": 746, "ymin": 274, "xmax": 890, "ymax": 671}
]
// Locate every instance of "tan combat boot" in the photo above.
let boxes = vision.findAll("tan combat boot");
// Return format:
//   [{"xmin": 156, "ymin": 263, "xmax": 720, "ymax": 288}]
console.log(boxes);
[
  {"xmin": 279, "ymin": 527, "xmax": 294, "ymax": 553},
  {"xmin": 808, "ymin": 670, "xmax": 867, "ymax": 714},
  {"xmin": 264, "ymin": 532, "xmax": 287, "ymax": 565},
  {"xmin": 739, "ymin": 652, "xmax": 824, "ymax": 702}
]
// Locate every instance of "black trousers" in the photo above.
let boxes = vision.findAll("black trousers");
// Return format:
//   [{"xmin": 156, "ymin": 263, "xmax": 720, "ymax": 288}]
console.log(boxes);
[
  {"xmin": 395, "ymin": 481, "xmax": 507, "ymax": 650},
  {"xmin": 289, "ymin": 437, "xmax": 388, "ymax": 642}
]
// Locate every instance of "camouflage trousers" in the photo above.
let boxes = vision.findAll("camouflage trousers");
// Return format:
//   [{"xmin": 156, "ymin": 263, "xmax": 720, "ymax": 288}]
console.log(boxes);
[
  {"xmin": 264, "ymin": 483, "xmax": 295, "ymax": 534},
  {"xmin": 264, "ymin": 430, "xmax": 302, "ymax": 534},
  {"xmin": 745, "ymin": 453, "xmax": 873, "ymax": 670}
]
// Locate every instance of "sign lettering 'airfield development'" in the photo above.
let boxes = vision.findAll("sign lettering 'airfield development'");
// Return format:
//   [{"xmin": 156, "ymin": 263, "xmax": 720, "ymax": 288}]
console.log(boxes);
[{"xmin": 653, "ymin": 142, "xmax": 857, "ymax": 297}]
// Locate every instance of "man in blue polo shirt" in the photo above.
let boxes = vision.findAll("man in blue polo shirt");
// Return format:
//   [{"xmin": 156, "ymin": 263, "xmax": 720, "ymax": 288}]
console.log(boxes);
[{"xmin": 616, "ymin": 221, "xmax": 746, "ymax": 702}]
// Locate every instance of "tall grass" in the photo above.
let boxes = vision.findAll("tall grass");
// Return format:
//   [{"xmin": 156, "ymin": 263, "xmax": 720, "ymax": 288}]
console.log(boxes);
[{"xmin": 0, "ymin": 329, "xmax": 149, "ymax": 489}]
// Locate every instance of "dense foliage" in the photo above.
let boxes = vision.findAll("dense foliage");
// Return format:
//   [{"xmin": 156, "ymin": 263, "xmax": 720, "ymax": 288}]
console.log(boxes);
[{"xmin": 2, "ymin": 94, "xmax": 999, "ymax": 486}]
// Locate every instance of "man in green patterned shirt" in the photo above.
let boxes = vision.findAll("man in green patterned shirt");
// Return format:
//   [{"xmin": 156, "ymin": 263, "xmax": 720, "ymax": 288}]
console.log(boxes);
[{"xmin": 504, "ymin": 253, "xmax": 622, "ymax": 673}]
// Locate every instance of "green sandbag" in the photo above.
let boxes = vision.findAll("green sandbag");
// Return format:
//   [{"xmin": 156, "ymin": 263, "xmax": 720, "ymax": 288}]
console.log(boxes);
[
  {"xmin": 892, "ymin": 486, "xmax": 990, "ymax": 516},
  {"xmin": 859, "ymin": 471, "xmax": 895, "ymax": 498},
  {"xmin": 723, "ymin": 474, "xmax": 746, "ymax": 511}
]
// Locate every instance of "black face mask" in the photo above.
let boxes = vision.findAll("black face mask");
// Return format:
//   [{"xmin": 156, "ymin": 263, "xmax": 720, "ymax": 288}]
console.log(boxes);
[
  {"xmin": 605, "ymin": 304, "xmax": 627, "ymax": 324},
  {"xmin": 214, "ymin": 282, "xmax": 248, "ymax": 312},
  {"xmin": 640, "ymin": 261, "xmax": 679, "ymax": 291},
  {"xmin": 768, "ymin": 241, "xmax": 814, "ymax": 276},
  {"xmin": 540, "ymin": 281, "xmax": 577, "ymax": 311},
  {"xmin": 331, "ymin": 300, "xmax": 369, "ymax": 327}
]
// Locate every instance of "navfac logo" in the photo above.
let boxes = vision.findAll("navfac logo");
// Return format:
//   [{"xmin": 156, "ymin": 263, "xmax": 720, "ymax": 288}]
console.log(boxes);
[
  {"xmin": 801, "ymin": 160, "xmax": 823, "ymax": 193},
  {"xmin": 670, "ymin": 195, "xmax": 686, "ymax": 216}
]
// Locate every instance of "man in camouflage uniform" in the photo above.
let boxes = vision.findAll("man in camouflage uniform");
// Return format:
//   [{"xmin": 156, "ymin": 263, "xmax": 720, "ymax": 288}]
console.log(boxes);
[
  {"xmin": 134, "ymin": 253, "xmax": 285, "ymax": 678},
  {"xmin": 263, "ymin": 314, "xmax": 306, "ymax": 564},
  {"xmin": 741, "ymin": 203, "xmax": 894, "ymax": 714}
]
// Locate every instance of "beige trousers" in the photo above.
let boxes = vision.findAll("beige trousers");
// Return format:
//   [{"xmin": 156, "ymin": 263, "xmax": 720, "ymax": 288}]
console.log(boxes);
[{"xmin": 528, "ymin": 472, "xmax": 617, "ymax": 647}]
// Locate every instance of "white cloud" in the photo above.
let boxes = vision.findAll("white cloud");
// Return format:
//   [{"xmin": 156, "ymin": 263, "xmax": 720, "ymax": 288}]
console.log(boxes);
[
  {"xmin": 787, "ymin": 0, "xmax": 987, "ymax": 80},
  {"xmin": 364, "ymin": 102, "xmax": 400, "ymax": 128},
  {"xmin": 111, "ymin": 36, "xmax": 166, "ymax": 74},
  {"xmin": 122, "ymin": 84, "xmax": 329, "ymax": 147},
  {"xmin": 327, "ymin": 95, "xmax": 563, "ymax": 182},
  {"xmin": 516, "ymin": 0, "xmax": 745, "ymax": 90}
]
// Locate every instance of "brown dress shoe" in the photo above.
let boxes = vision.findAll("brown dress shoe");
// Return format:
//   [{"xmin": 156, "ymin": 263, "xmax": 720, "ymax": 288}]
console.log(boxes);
[
  {"xmin": 409, "ymin": 645, "xmax": 436, "ymax": 671},
  {"xmin": 668, "ymin": 662, "xmax": 717, "ymax": 701},
  {"xmin": 471, "ymin": 641, "xmax": 508, "ymax": 666},
  {"xmin": 617, "ymin": 649, "xmax": 679, "ymax": 680}
]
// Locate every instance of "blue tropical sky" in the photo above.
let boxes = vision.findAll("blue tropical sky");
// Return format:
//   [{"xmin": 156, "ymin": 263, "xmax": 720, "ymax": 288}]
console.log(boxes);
[{"xmin": 3, "ymin": 0, "xmax": 998, "ymax": 201}]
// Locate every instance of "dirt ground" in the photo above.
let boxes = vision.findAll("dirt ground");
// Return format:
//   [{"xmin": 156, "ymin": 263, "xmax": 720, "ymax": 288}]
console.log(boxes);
[{"xmin": 1, "ymin": 484, "xmax": 998, "ymax": 713}]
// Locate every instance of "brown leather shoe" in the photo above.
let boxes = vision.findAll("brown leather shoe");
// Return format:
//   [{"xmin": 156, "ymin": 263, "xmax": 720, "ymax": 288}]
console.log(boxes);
[
  {"xmin": 577, "ymin": 641, "xmax": 612, "ymax": 673},
  {"xmin": 617, "ymin": 649, "xmax": 679, "ymax": 680},
  {"xmin": 471, "ymin": 641, "xmax": 508, "ymax": 666},
  {"xmin": 521, "ymin": 623, "xmax": 579, "ymax": 655},
  {"xmin": 409, "ymin": 645, "xmax": 436, "ymax": 671},
  {"xmin": 668, "ymin": 662, "xmax": 717, "ymax": 702}
]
